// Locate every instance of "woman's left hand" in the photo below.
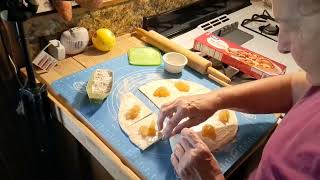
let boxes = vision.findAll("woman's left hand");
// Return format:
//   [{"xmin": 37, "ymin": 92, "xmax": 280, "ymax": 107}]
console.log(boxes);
[{"xmin": 171, "ymin": 128, "xmax": 225, "ymax": 180}]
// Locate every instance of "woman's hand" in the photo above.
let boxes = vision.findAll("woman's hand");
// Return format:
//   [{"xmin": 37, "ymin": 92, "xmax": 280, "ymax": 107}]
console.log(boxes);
[
  {"xmin": 171, "ymin": 128, "xmax": 225, "ymax": 180},
  {"xmin": 158, "ymin": 92, "xmax": 221, "ymax": 139},
  {"xmin": 53, "ymin": 0, "xmax": 103, "ymax": 22}
]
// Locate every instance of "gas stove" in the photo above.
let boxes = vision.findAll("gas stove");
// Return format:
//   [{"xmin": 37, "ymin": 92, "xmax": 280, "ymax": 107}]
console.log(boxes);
[
  {"xmin": 143, "ymin": 1, "xmax": 300, "ymax": 75},
  {"xmin": 143, "ymin": 0, "xmax": 251, "ymax": 38},
  {"xmin": 241, "ymin": 10, "xmax": 279, "ymax": 42}
]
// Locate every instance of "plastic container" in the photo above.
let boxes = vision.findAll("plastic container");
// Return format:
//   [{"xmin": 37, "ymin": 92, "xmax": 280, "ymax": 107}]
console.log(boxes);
[{"xmin": 163, "ymin": 52, "xmax": 188, "ymax": 73}]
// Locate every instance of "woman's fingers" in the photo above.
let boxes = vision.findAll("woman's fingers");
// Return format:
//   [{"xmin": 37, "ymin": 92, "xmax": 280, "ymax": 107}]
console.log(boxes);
[
  {"xmin": 172, "ymin": 117, "xmax": 201, "ymax": 135},
  {"xmin": 174, "ymin": 143, "xmax": 185, "ymax": 161},
  {"xmin": 179, "ymin": 137, "xmax": 192, "ymax": 152},
  {"xmin": 170, "ymin": 153, "xmax": 179, "ymax": 168},
  {"xmin": 158, "ymin": 100, "xmax": 177, "ymax": 130},
  {"xmin": 180, "ymin": 128, "xmax": 203, "ymax": 147},
  {"xmin": 162, "ymin": 107, "xmax": 188, "ymax": 139}
]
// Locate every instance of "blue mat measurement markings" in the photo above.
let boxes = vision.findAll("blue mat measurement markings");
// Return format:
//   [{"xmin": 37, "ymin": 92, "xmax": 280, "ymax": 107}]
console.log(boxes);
[{"xmin": 52, "ymin": 54, "xmax": 276, "ymax": 179}]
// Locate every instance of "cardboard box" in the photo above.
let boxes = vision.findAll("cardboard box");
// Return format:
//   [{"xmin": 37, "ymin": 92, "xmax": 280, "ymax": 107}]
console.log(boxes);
[{"xmin": 193, "ymin": 32, "xmax": 286, "ymax": 79}]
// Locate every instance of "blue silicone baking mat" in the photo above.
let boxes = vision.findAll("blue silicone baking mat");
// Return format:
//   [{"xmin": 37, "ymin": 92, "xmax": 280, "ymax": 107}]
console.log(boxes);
[{"xmin": 52, "ymin": 54, "xmax": 277, "ymax": 179}]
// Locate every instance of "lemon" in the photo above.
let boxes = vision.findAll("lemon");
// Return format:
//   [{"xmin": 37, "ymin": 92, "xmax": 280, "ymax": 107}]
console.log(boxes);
[{"xmin": 92, "ymin": 28, "xmax": 116, "ymax": 51}]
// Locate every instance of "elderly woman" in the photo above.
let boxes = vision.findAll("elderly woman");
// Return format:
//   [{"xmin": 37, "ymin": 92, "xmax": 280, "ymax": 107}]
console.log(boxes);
[{"xmin": 158, "ymin": 0, "xmax": 320, "ymax": 179}]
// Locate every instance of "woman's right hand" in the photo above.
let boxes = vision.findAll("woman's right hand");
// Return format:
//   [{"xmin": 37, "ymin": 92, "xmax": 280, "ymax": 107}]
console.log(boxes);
[{"xmin": 158, "ymin": 91, "xmax": 222, "ymax": 139}]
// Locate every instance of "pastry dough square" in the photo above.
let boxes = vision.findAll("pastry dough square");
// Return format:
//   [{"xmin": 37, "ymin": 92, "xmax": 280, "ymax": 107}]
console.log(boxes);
[
  {"xmin": 127, "ymin": 113, "xmax": 162, "ymax": 150},
  {"xmin": 139, "ymin": 79, "xmax": 210, "ymax": 108},
  {"xmin": 118, "ymin": 92, "xmax": 152, "ymax": 134},
  {"xmin": 139, "ymin": 80, "xmax": 180, "ymax": 108}
]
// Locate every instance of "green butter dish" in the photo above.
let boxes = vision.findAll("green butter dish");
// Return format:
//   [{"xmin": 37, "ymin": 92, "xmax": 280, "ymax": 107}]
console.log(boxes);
[{"xmin": 128, "ymin": 47, "xmax": 162, "ymax": 66}]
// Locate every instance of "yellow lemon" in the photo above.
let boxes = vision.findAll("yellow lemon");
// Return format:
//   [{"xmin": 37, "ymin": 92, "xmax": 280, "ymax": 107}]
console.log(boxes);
[{"xmin": 92, "ymin": 28, "xmax": 116, "ymax": 51}]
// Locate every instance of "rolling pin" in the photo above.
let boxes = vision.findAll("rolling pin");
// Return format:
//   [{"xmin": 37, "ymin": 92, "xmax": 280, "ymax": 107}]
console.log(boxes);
[
  {"xmin": 135, "ymin": 28, "xmax": 231, "ymax": 83},
  {"xmin": 208, "ymin": 74, "xmax": 231, "ymax": 87}
]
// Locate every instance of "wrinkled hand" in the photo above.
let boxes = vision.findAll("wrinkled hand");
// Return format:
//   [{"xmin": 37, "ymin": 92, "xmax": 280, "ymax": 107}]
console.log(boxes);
[
  {"xmin": 53, "ymin": 0, "xmax": 103, "ymax": 22},
  {"xmin": 158, "ymin": 92, "xmax": 220, "ymax": 139},
  {"xmin": 171, "ymin": 128, "xmax": 224, "ymax": 180}
]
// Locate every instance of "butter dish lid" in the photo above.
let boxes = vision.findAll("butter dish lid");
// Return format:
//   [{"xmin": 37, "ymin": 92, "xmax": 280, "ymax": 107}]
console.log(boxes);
[{"xmin": 128, "ymin": 47, "xmax": 162, "ymax": 66}]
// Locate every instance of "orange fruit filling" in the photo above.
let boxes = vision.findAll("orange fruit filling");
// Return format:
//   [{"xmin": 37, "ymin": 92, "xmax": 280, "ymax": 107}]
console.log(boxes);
[
  {"xmin": 201, "ymin": 124, "xmax": 216, "ymax": 140},
  {"xmin": 174, "ymin": 81, "xmax": 190, "ymax": 92},
  {"xmin": 125, "ymin": 105, "xmax": 141, "ymax": 120},
  {"xmin": 153, "ymin": 86, "xmax": 170, "ymax": 97},
  {"xmin": 219, "ymin": 110, "xmax": 230, "ymax": 124},
  {"xmin": 139, "ymin": 119, "xmax": 156, "ymax": 137}
]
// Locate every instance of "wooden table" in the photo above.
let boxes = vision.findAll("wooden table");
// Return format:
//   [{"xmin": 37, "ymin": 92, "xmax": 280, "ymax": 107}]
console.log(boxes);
[{"xmin": 22, "ymin": 33, "xmax": 275, "ymax": 180}]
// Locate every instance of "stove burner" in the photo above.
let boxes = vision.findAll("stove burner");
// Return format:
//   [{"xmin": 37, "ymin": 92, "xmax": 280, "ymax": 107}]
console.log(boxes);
[
  {"xmin": 241, "ymin": 10, "xmax": 278, "ymax": 42},
  {"xmin": 259, "ymin": 24, "xmax": 279, "ymax": 36}
]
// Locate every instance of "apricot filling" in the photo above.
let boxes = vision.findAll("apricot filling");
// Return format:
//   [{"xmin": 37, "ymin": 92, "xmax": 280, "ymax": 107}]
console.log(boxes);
[
  {"xmin": 201, "ymin": 124, "xmax": 216, "ymax": 140},
  {"xmin": 125, "ymin": 105, "xmax": 141, "ymax": 120},
  {"xmin": 139, "ymin": 119, "xmax": 157, "ymax": 137},
  {"xmin": 174, "ymin": 81, "xmax": 190, "ymax": 92},
  {"xmin": 219, "ymin": 110, "xmax": 230, "ymax": 124},
  {"xmin": 153, "ymin": 87, "xmax": 170, "ymax": 97}
]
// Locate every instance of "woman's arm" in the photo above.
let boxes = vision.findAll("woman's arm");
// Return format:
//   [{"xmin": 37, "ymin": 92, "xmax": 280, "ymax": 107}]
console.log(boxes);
[
  {"xmin": 216, "ymin": 71, "xmax": 310, "ymax": 114},
  {"xmin": 158, "ymin": 71, "xmax": 310, "ymax": 138}
]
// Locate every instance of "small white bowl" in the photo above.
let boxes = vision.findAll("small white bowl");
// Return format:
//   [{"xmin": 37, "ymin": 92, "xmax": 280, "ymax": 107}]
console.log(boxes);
[{"xmin": 163, "ymin": 52, "xmax": 188, "ymax": 73}]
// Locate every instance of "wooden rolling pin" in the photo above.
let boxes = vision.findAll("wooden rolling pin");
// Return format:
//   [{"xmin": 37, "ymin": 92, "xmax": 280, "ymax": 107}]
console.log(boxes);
[
  {"xmin": 135, "ymin": 28, "xmax": 231, "ymax": 84},
  {"xmin": 208, "ymin": 74, "xmax": 231, "ymax": 87}
]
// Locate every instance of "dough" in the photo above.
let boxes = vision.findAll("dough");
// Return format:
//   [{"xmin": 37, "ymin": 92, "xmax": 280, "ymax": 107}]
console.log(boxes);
[
  {"xmin": 118, "ymin": 92, "xmax": 152, "ymax": 134},
  {"xmin": 127, "ymin": 114, "xmax": 162, "ymax": 150},
  {"xmin": 139, "ymin": 79, "xmax": 209, "ymax": 108},
  {"xmin": 170, "ymin": 110, "xmax": 238, "ymax": 152},
  {"xmin": 139, "ymin": 80, "xmax": 180, "ymax": 108}
]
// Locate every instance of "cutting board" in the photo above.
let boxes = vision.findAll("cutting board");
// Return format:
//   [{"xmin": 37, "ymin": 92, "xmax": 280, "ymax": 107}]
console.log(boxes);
[{"xmin": 51, "ymin": 54, "xmax": 277, "ymax": 179}]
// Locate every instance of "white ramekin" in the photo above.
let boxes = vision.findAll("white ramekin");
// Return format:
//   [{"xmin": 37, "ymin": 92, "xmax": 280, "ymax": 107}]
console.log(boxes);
[{"xmin": 163, "ymin": 52, "xmax": 188, "ymax": 73}]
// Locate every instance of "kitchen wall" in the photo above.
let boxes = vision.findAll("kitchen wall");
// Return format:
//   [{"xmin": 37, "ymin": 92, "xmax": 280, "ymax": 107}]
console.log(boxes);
[{"xmin": 24, "ymin": 0, "xmax": 199, "ymax": 59}]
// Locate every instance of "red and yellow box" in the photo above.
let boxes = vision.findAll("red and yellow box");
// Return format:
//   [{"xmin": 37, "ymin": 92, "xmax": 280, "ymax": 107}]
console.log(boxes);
[{"xmin": 193, "ymin": 32, "xmax": 286, "ymax": 79}]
